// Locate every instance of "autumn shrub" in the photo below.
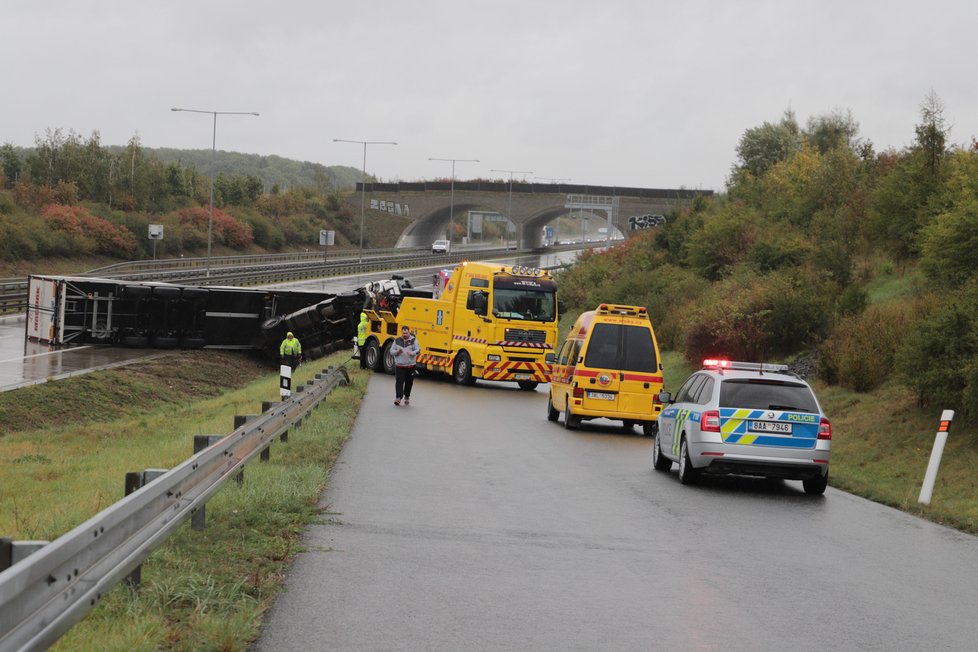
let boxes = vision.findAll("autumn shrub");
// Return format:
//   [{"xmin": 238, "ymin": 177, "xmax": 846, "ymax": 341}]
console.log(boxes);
[
  {"xmin": 681, "ymin": 268, "xmax": 833, "ymax": 364},
  {"xmin": 13, "ymin": 180, "xmax": 78, "ymax": 210},
  {"xmin": 0, "ymin": 214, "xmax": 40, "ymax": 260},
  {"xmin": 40, "ymin": 204, "xmax": 137, "ymax": 257},
  {"xmin": 235, "ymin": 208, "xmax": 285, "ymax": 249},
  {"xmin": 173, "ymin": 207, "xmax": 253, "ymax": 251},
  {"xmin": 819, "ymin": 301, "xmax": 920, "ymax": 391}
]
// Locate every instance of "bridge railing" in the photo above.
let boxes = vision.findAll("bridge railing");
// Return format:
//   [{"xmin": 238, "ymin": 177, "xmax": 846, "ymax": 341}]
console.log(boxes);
[{"xmin": 361, "ymin": 181, "xmax": 713, "ymax": 199}]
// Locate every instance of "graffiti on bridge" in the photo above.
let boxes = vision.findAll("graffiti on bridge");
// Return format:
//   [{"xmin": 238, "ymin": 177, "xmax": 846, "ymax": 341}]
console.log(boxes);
[
  {"xmin": 370, "ymin": 199, "xmax": 410, "ymax": 217},
  {"xmin": 628, "ymin": 214, "xmax": 666, "ymax": 230}
]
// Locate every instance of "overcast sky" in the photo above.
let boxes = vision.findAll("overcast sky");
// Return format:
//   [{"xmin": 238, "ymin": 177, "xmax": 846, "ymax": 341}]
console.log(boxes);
[{"xmin": 4, "ymin": 0, "xmax": 976, "ymax": 192}]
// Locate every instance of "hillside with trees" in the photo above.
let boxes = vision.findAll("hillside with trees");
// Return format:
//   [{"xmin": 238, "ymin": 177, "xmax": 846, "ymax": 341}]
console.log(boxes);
[
  {"xmin": 557, "ymin": 92, "xmax": 978, "ymax": 420},
  {"xmin": 0, "ymin": 131, "xmax": 396, "ymax": 267}
]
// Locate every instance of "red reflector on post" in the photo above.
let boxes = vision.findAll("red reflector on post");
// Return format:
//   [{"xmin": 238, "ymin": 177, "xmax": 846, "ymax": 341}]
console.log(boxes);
[{"xmin": 939, "ymin": 420, "xmax": 951, "ymax": 433}]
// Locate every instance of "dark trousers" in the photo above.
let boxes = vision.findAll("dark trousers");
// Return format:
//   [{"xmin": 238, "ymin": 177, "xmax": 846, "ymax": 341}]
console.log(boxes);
[
  {"xmin": 282, "ymin": 354, "xmax": 299, "ymax": 372},
  {"xmin": 395, "ymin": 366, "xmax": 414, "ymax": 399},
  {"xmin": 358, "ymin": 343, "xmax": 368, "ymax": 369}
]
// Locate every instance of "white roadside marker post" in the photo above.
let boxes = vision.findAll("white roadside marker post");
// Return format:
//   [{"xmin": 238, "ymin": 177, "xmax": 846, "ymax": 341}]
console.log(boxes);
[
  {"xmin": 918, "ymin": 409, "xmax": 954, "ymax": 505},
  {"xmin": 280, "ymin": 364, "xmax": 292, "ymax": 399}
]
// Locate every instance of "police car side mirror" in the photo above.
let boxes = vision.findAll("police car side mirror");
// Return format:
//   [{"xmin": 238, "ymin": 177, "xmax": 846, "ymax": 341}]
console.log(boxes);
[{"xmin": 657, "ymin": 391, "xmax": 672, "ymax": 404}]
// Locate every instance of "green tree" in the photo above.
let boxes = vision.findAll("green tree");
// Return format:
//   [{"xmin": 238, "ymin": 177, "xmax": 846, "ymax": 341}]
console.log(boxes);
[
  {"xmin": 732, "ymin": 109, "xmax": 802, "ymax": 178},
  {"xmin": 805, "ymin": 109, "xmax": 861, "ymax": 154},
  {"xmin": 0, "ymin": 143, "xmax": 23, "ymax": 187}
]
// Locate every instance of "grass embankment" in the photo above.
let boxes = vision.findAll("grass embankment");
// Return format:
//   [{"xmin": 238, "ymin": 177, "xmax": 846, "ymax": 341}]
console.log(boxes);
[
  {"xmin": 3, "ymin": 346, "xmax": 978, "ymax": 649},
  {"xmin": 1, "ymin": 350, "xmax": 368, "ymax": 651}
]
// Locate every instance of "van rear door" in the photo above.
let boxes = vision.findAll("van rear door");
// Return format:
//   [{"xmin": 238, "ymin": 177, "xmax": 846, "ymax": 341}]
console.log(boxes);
[
  {"xmin": 578, "ymin": 321, "xmax": 624, "ymax": 412},
  {"xmin": 617, "ymin": 319, "xmax": 660, "ymax": 416}
]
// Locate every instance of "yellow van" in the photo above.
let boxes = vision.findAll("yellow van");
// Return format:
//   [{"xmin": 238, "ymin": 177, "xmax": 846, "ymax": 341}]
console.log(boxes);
[{"xmin": 547, "ymin": 304, "xmax": 664, "ymax": 435}]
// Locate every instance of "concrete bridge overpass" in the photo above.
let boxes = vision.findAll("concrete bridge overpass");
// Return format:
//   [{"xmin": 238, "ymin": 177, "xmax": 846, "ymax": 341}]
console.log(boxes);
[{"xmin": 353, "ymin": 181, "xmax": 712, "ymax": 249}]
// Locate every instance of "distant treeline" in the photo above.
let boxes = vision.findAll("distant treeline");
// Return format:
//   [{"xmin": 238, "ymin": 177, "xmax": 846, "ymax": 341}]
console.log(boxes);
[{"xmin": 0, "ymin": 129, "xmax": 384, "ymax": 261}]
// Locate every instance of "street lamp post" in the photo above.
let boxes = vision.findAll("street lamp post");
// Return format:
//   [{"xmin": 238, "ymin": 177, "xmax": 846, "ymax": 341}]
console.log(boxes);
[
  {"xmin": 334, "ymin": 139, "xmax": 397, "ymax": 263},
  {"xmin": 171, "ymin": 107, "xmax": 259, "ymax": 277},
  {"xmin": 491, "ymin": 168, "xmax": 533, "ymax": 250},
  {"xmin": 429, "ymin": 157, "xmax": 478, "ymax": 245}
]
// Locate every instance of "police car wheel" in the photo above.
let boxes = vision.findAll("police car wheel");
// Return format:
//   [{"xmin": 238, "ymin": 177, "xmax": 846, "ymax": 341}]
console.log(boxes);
[
  {"xmin": 803, "ymin": 471, "xmax": 828, "ymax": 495},
  {"xmin": 652, "ymin": 432, "xmax": 672, "ymax": 471},
  {"xmin": 678, "ymin": 436, "xmax": 699, "ymax": 485},
  {"xmin": 547, "ymin": 395, "xmax": 559, "ymax": 422}
]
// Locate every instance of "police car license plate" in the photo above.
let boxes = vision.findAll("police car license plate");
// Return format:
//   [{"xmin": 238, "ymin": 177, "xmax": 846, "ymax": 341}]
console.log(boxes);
[
  {"xmin": 587, "ymin": 391, "xmax": 615, "ymax": 401},
  {"xmin": 749, "ymin": 420, "xmax": 792, "ymax": 434},
  {"xmin": 514, "ymin": 373, "xmax": 531, "ymax": 380}
]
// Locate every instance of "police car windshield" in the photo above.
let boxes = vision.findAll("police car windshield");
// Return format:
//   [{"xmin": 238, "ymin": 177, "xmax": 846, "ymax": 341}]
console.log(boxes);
[
  {"xmin": 719, "ymin": 379, "xmax": 818, "ymax": 413},
  {"xmin": 491, "ymin": 288, "xmax": 556, "ymax": 322}
]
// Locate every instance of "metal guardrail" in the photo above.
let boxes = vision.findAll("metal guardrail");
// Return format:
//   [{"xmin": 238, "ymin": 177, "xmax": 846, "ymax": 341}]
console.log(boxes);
[
  {"xmin": 0, "ymin": 366, "xmax": 351, "ymax": 652},
  {"xmin": 0, "ymin": 278, "xmax": 28, "ymax": 315}
]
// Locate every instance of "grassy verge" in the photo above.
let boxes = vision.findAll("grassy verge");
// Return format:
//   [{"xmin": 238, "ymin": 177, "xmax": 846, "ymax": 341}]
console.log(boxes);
[{"xmin": 1, "ymin": 350, "xmax": 367, "ymax": 651}]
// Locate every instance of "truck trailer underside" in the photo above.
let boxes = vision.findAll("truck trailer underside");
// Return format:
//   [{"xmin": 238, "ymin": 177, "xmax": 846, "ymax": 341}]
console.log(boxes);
[{"xmin": 25, "ymin": 275, "xmax": 366, "ymax": 362}]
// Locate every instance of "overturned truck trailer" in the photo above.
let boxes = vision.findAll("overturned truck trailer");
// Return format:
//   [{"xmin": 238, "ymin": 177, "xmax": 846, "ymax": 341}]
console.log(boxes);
[{"xmin": 25, "ymin": 275, "xmax": 366, "ymax": 362}]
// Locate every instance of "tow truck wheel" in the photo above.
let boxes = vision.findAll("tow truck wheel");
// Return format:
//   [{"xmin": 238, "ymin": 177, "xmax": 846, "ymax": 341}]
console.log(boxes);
[
  {"xmin": 382, "ymin": 340, "xmax": 396, "ymax": 375},
  {"xmin": 364, "ymin": 339, "xmax": 381, "ymax": 371},
  {"xmin": 547, "ymin": 393, "xmax": 559, "ymax": 422},
  {"xmin": 678, "ymin": 436, "xmax": 699, "ymax": 485},
  {"xmin": 564, "ymin": 398, "xmax": 580, "ymax": 430},
  {"xmin": 517, "ymin": 380, "xmax": 538, "ymax": 391},
  {"xmin": 453, "ymin": 351, "xmax": 475, "ymax": 386}
]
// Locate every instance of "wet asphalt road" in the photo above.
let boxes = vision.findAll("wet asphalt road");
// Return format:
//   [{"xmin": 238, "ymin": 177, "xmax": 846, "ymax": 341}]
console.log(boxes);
[{"xmin": 254, "ymin": 374, "xmax": 978, "ymax": 651}]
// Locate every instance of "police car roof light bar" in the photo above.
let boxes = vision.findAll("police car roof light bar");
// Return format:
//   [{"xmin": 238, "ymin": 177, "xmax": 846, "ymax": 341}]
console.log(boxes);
[{"xmin": 702, "ymin": 359, "xmax": 789, "ymax": 374}]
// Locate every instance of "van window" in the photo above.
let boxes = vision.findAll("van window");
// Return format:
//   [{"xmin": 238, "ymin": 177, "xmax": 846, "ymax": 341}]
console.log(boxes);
[
  {"xmin": 583, "ymin": 323, "xmax": 619, "ymax": 369},
  {"xmin": 582, "ymin": 323, "xmax": 657, "ymax": 372},
  {"xmin": 622, "ymin": 324, "xmax": 657, "ymax": 373},
  {"xmin": 557, "ymin": 340, "xmax": 572, "ymax": 365}
]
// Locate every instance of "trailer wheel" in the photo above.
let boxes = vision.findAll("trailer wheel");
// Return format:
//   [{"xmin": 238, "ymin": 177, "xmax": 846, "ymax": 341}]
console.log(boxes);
[
  {"xmin": 453, "ymin": 351, "xmax": 475, "ymax": 386},
  {"xmin": 122, "ymin": 335, "xmax": 148, "ymax": 348},
  {"xmin": 179, "ymin": 337, "xmax": 207, "ymax": 349},
  {"xmin": 261, "ymin": 316, "xmax": 283, "ymax": 331},
  {"xmin": 152, "ymin": 336, "xmax": 179, "ymax": 349}
]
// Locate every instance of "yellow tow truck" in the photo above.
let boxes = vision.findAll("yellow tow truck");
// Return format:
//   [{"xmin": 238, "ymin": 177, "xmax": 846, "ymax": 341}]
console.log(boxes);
[{"xmin": 361, "ymin": 262, "xmax": 559, "ymax": 390}]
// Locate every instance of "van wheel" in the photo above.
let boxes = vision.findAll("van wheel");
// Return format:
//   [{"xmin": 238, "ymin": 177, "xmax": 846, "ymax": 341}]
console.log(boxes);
[
  {"xmin": 652, "ymin": 431, "xmax": 672, "ymax": 471},
  {"xmin": 564, "ymin": 398, "xmax": 580, "ymax": 430},
  {"xmin": 382, "ymin": 340, "xmax": 396, "ymax": 375},
  {"xmin": 547, "ymin": 394, "xmax": 559, "ymax": 422},
  {"xmin": 517, "ymin": 380, "xmax": 538, "ymax": 391},
  {"xmin": 642, "ymin": 421, "xmax": 657, "ymax": 437},
  {"xmin": 453, "ymin": 351, "xmax": 475, "ymax": 385},
  {"xmin": 678, "ymin": 436, "xmax": 699, "ymax": 485},
  {"xmin": 622, "ymin": 420, "xmax": 636, "ymax": 432},
  {"xmin": 364, "ymin": 340, "xmax": 381, "ymax": 371},
  {"xmin": 803, "ymin": 471, "xmax": 829, "ymax": 495}
]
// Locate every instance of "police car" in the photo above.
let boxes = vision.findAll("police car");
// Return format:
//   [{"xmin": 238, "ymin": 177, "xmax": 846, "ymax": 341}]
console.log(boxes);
[{"xmin": 653, "ymin": 359, "xmax": 831, "ymax": 494}]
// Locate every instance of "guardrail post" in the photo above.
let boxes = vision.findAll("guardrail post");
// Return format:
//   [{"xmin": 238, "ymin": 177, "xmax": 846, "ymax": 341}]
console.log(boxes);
[
  {"xmin": 192, "ymin": 436, "xmax": 223, "ymax": 530},
  {"xmin": 1, "ymin": 538, "xmax": 50, "ymax": 573},
  {"xmin": 234, "ymin": 414, "xmax": 270, "ymax": 461},
  {"xmin": 123, "ymin": 469, "xmax": 168, "ymax": 588}
]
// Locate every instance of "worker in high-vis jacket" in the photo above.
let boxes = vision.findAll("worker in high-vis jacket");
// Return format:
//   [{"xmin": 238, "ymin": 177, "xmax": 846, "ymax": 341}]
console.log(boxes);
[
  {"xmin": 280, "ymin": 331, "xmax": 302, "ymax": 371},
  {"xmin": 357, "ymin": 312, "xmax": 369, "ymax": 369}
]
